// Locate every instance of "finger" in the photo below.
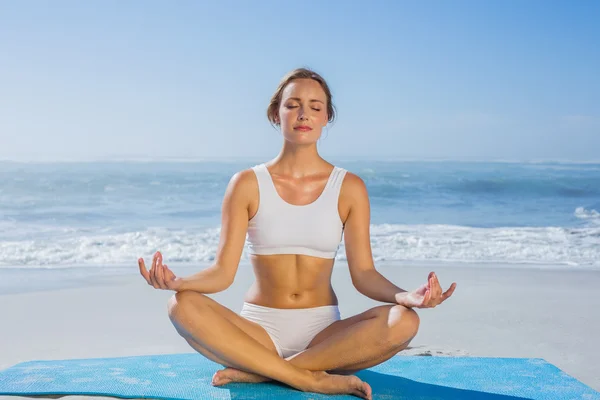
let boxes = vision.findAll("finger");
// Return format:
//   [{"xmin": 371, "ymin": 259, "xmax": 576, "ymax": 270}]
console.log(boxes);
[
  {"xmin": 156, "ymin": 251, "xmax": 167, "ymax": 289},
  {"xmin": 422, "ymin": 276, "xmax": 432, "ymax": 305},
  {"xmin": 150, "ymin": 251, "xmax": 158, "ymax": 278},
  {"xmin": 155, "ymin": 265, "xmax": 165, "ymax": 289},
  {"xmin": 164, "ymin": 265, "xmax": 176, "ymax": 282},
  {"xmin": 441, "ymin": 282, "xmax": 457, "ymax": 301},
  {"xmin": 155, "ymin": 252, "xmax": 162, "ymax": 282},
  {"xmin": 152, "ymin": 251, "xmax": 158, "ymax": 270},
  {"xmin": 428, "ymin": 273, "xmax": 439, "ymax": 298},
  {"xmin": 156, "ymin": 254, "xmax": 167, "ymax": 289},
  {"xmin": 150, "ymin": 252, "xmax": 160, "ymax": 288},
  {"xmin": 432, "ymin": 273, "xmax": 443, "ymax": 298},
  {"xmin": 164, "ymin": 265, "xmax": 177, "ymax": 288},
  {"xmin": 422, "ymin": 288, "xmax": 432, "ymax": 307},
  {"xmin": 150, "ymin": 267, "xmax": 159, "ymax": 288},
  {"xmin": 159, "ymin": 256, "xmax": 172, "ymax": 288},
  {"xmin": 138, "ymin": 258, "xmax": 151, "ymax": 284}
]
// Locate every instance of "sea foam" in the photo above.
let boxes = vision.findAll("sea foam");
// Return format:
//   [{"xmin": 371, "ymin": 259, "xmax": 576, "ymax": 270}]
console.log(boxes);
[{"xmin": 1, "ymin": 221, "xmax": 598, "ymax": 268}]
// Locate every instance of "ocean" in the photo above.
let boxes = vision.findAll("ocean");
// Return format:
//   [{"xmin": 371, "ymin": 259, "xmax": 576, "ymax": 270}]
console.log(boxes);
[{"xmin": 1, "ymin": 159, "xmax": 599, "ymax": 274}]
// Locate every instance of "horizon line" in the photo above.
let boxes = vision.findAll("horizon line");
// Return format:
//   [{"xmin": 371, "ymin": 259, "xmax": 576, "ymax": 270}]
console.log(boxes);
[{"xmin": 1, "ymin": 155, "xmax": 600, "ymax": 165}]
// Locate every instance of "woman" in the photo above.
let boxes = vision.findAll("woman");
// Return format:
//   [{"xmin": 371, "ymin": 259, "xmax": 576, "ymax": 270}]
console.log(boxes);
[{"xmin": 138, "ymin": 68, "xmax": 457, "ymax": 399}]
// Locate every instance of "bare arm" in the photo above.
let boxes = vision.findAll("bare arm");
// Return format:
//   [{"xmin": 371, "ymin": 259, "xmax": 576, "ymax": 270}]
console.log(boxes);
[
  {"xmin": 178, "ymin": 169, "xmax": 254, "ymax": 293},
  {"xmin": 342, "ymin": 173, "xmax": 457, "ymax": 308},
  {"xmin": 342, "ymin": 173, "xmax": 407, "ymax": 303},
  {"xmin": 139, "ymin": 169, "xmax": 255, "ymax": 293}
]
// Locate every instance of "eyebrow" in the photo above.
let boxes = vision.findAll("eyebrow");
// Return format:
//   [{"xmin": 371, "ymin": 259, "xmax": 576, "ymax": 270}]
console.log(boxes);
[{"xmin": 286, "ymin": 97, "xmax": 325, "ymax": 105}]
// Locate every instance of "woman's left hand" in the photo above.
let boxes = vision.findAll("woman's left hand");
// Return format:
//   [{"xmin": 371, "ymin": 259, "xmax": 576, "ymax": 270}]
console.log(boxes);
[{"xmin": 396, "ymin": 272, "xmax": 457, "ymax": 309}]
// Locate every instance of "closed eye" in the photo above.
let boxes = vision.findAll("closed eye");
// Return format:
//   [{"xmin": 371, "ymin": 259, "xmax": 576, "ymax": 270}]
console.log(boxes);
[{"xmin": 286, "ymin": 106, "xmax": 321, "ymax": 111}]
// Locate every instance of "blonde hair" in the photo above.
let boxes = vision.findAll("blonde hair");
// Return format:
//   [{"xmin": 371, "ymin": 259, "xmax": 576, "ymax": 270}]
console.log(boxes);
[{"xmin": 267, "ymin": 67, "xmax": 336, "ymax": 126}]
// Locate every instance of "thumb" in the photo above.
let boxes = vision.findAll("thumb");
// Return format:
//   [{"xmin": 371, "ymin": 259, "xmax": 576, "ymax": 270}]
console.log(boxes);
[
  {"xmin": 164, "ymin": 265, "xmax": 176, "ymax": 281},
  {"xmin": 415, "ymin": 283, "xmax": 428, "ymax": 295},
  {"xmin": 168, "ymin": 277, "xmax": 184, "ymax": 290},
  {"xmin": 164, "ymin": 267, "xmax": 182, "ymax": 290}
]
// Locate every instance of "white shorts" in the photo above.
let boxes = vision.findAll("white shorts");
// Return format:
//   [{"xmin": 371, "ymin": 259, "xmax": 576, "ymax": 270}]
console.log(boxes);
[{"xmin": 240, "ymin": 302, "xmax": 341, "ymax": 358}]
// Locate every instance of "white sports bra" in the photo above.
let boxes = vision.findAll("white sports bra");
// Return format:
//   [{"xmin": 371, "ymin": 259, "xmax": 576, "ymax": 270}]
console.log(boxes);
[{"xmin": 246, "ymin": 163, "xmax": 348, "ymax": 259}]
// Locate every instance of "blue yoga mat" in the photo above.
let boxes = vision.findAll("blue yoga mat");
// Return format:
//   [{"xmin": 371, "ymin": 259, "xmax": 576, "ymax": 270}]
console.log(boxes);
[{"xmin": 0, "ymin": 353, "xmax": 597, "ymax": 399}]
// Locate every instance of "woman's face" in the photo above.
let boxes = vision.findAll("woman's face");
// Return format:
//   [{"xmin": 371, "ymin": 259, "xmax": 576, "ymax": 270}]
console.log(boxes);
[{"xmin": 277, "ymin": 78, "xmax": 329, "ymax": 145}]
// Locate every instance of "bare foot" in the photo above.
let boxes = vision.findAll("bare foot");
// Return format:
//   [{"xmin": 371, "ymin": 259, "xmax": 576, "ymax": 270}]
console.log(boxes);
[
  {"xmin": 212, "ymin": 367, "xmax": 271, "ymax": 386},
  {"xmin": 311, "ymin": 371, "xmax": 372, "ymax": 400}
]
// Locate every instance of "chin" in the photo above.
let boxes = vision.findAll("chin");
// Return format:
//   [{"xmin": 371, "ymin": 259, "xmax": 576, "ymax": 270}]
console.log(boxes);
[
  {"xmin": 285, "ymin": 136, "xmax": 320, "ymax": 146},
  {"xmin": 284, "ymin": 130, "xmax": 321, "ymax": 142}
]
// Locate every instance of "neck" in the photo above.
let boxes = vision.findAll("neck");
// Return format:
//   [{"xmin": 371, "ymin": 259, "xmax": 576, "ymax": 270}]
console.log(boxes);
[{"xmin": 271, "ymin": 142, "xmax": 325, "ymax": 177}]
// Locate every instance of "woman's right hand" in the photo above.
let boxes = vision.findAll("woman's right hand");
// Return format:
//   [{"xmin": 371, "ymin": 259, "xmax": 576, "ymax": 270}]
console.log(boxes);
[{"xmin": 138, "ymin": 251, "xmax": 183, "ymax": 291}]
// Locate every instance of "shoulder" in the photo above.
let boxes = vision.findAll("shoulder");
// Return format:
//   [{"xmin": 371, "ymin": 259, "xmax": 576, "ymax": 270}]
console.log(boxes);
[
  {"xmin": 229, "ymin": 167, "xmax": 257, "ymax": 185},
  {"xmin": 224, "ymin": 167, "xmax": 259, "ymax": 200},
  {"xmin": 339, "ymin": 170, "xmax": 369, "ymax": 218},
  {"xmin": 340, "ymin": 170, "xmax": 368, "ymax": 197}
]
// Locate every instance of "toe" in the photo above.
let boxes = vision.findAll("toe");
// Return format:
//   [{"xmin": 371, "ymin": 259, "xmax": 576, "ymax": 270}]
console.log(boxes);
[
  {"xmin": 211, "ymin": 370, "xmax": 228, "ymax": 386},
  {"xmin": 211, "ymin": 371, "xmax": 219, "ymax": 386}
]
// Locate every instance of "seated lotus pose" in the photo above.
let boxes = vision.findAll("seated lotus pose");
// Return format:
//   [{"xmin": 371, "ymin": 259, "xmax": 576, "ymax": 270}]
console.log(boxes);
[{"xmin": 138, "ymin": 67, "xmax": 457, "ymax": 399}]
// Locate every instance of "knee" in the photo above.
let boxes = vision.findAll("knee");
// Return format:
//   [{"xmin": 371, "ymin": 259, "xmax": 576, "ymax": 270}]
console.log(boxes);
[
  {"xmin": 167, "ymin": 290, "xmax": 209, "ymax": 324},
  {"xmin": 386, "ymin": 305, "xmax": 420, "ymax": 347}
]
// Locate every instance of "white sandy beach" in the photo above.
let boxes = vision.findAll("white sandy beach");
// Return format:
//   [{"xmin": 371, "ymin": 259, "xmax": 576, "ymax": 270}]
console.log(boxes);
[{"xmin": 1, "ymin": 263, "xmax": 599, "ymax": 399}]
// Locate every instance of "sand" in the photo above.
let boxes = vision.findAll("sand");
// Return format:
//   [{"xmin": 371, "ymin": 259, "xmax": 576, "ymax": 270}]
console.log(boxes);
[{"xmin": 1, "ymin": 262, "xmax": 598, "ymax": 399}]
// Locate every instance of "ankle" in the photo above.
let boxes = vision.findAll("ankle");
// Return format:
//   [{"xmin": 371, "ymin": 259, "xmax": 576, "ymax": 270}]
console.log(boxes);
[
  {"xmin": 298, "ymin": 369, "xmax": 322, "ymax": 392},
  {"xmin": 306, "ymin": 370, "xmax": 331, "ymax": 391}
]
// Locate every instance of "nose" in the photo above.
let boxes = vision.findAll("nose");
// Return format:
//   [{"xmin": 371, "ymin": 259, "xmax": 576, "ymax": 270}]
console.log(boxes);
[{"xmin": 298, "ymin": 108, "xmax": 309, "ymax": 121}]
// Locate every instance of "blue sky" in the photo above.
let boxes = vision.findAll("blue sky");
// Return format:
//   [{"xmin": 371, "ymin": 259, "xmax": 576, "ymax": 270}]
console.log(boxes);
[{"xmin": 1, "ymin": 0, "xmax": 599, "ymax": 162}]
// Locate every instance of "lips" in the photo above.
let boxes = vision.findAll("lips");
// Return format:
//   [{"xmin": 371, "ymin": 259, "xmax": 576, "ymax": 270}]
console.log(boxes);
[{"xmin": 294, "ymin": 126, "xmax": 312, "ymax": 131}]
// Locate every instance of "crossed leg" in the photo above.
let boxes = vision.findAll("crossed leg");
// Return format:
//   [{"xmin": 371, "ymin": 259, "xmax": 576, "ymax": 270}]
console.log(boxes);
[
  {"xmin": 168, "ymin": 291, "xmax": 375, "ymax": 398},
  {"xmin": 168, "ymin": 291, "xmax": 419, "ymax": 398},
  {"xmin": 213, "ymin": 303, "xmax": 420, "ymax": 384}
]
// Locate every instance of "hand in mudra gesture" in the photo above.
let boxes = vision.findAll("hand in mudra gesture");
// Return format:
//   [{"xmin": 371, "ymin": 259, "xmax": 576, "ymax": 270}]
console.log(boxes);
[
  {"xmin": 138, "ymin": 251, "xmax": 182, "ymax": 291},
  {"xmin": 397, "ymin": 272, "xmax": 456, "ymax": 309}
]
